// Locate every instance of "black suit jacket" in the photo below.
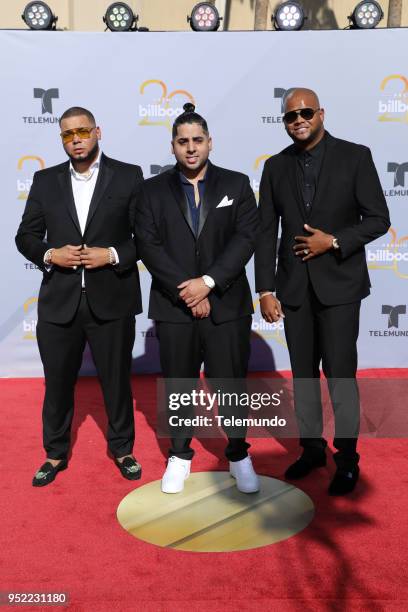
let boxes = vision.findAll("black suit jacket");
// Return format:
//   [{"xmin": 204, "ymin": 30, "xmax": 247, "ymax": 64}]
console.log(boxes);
[
  {"xmin": 16, "ymin": 153, "xmax": 143, "ymax": 323},
  {"xmin": 255, "ymin": 133, "xmax": 391, "ymax": 306},
  {"xmin": 134, "ymin": 161, "xmax": 259, "ymax": 324}
]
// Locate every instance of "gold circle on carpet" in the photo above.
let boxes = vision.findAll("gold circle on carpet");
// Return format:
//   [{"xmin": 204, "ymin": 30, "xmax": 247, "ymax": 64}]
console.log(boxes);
[{"xmin": 117, "ymin": 472, "xmax": 314, "ymax": 552}]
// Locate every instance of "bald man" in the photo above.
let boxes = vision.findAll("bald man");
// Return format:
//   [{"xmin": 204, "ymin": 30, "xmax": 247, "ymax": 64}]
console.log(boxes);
[{"xmin": 255, "ymin": 88, "xmax": 390, "ymax": 495}]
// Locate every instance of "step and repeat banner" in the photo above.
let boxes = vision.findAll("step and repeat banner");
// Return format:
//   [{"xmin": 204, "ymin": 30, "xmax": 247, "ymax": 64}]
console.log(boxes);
[{"xmin": 0, "ymin": 29, "xmax": 407, "ymax": 376}]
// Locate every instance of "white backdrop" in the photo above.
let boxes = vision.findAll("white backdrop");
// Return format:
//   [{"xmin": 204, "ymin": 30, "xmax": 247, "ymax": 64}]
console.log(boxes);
[{"xmin": 1, "ymin": 29, "xmax": 407, "ymax": 376}]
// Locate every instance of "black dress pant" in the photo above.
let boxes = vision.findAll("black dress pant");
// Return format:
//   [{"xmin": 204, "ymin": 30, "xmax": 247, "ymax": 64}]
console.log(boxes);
[
  {"xmin": 36, "ymin": 291, "xmax": 135, "ymax": 460},
  {"xmin": 283, "ymin": 283, "xmax": 360, "ymax": 467},
  {"xmin": 156, "ymin": 315, "xmax": 252, "ymax": 461}
]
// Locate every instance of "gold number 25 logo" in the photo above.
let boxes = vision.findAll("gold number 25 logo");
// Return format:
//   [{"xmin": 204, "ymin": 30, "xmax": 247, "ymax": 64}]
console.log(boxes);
[{"xmin": 139, "ymin": 80, "xmax": 195, "ymax": 131}]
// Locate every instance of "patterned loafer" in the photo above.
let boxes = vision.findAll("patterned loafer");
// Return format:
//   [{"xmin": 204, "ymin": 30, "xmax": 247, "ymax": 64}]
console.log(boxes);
[
  {"xmin": 115, "ymin": 456, "xmax": 142, "ymax": 481},
  {"xmin": 32, "ymin": 459, "xmax": 68, "ymax": 487}
]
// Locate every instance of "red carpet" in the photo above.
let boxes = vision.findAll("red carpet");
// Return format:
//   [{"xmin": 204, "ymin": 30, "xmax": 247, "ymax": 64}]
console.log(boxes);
[{"xmin": 1, "ymin": 373, "xmax": 408, "ymax": 611}]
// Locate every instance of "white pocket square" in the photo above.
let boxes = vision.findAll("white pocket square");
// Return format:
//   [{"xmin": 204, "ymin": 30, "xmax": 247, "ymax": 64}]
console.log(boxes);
[{"xmin": 216, "ymin": 196, "xmax": 234, "ymax": 208}]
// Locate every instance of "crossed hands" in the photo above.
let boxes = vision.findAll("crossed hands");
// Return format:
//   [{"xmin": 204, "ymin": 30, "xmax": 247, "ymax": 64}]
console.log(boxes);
[
  {"xmin": 49, "ymin": 245, "xmax": 111, "ymax": 269},
  {"xmin": 178, "ymin": 277, "xmax": 211, "ymax": 319}
]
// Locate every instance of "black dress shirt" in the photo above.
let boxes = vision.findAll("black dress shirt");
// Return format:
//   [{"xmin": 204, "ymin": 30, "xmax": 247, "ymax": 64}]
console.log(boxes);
[
  {"xmin": 179, "ymin": 171, "xmax": 206, "ymax": 236},
  {"xmin": 296, "ymin": 133, "xmax": 326, "ymax": 214}
]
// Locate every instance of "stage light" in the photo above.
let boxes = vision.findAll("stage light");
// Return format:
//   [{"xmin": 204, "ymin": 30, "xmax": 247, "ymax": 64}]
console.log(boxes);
[
  {"xmin": 188, "ymin": 3, "xmax": 221, "ymax": 31},
  {"xmin": 273, "ymin": 2, "xmax": 305, "ymax": 30},
  {"xmin": 103, "ymin": 3, "xmax": 137, "ymax": 31},
  {"xmin": 349, "ymin": 2, "xmax": 383, "ymax": 29},
  {"xmin": 22, "ymin": 2, "xmax": 57, "ymax": 30}
]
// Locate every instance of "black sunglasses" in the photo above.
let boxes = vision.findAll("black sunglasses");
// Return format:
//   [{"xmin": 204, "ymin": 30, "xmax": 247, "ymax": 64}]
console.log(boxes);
[{"xmin": 283, "ymin": 108, "xmax": 320, "ymax": 124}]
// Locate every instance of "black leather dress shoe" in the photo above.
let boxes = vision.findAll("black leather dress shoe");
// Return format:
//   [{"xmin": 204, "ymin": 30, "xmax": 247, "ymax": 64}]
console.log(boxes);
[
  {"xmin": 32, "ymin": 459, "xmax": 68, "ymax": 487},
  {"xmin": 328, "ymin": 466, "xmax": 359, "ymax": 496},
  {"xmin": 285, "ymin": 452, "xmax": 326, "ymax": 480},
  {"xmin": 115, "ymin": 456, "xmax": 142, "ymax": 481}
]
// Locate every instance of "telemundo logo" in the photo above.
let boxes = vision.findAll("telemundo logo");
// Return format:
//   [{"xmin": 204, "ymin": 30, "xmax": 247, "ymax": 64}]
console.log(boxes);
[
  {"xmin": 369, "ymin": 304, "xmax": 407, "ymax": 337},
  {"xmin": 22, "ymin": 87, "xmax": 60, "ymax": 124}
]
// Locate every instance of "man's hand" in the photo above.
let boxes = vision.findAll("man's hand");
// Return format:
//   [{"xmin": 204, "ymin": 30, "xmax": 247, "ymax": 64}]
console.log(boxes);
[
  {"xmin": 178, "ymin": 278, "xmax": 211, "ymax": 307},
  {"xmin": 294, "ymin": 224, "xmax": 334, "ymax": 261},
  {"xmin": 260, "ymin": 294, "xmax": 284, "ymax": 323},
  {"xmin": 80, "ymin": 245, "xmax": 110, "ymax": 269},
  {"xmin": 51, "ymin": 245, "xmax": 82, "ymax": 269},
  {"xmin": 191, "ymin": 298, "xmax": 211, "ymax": 319}
]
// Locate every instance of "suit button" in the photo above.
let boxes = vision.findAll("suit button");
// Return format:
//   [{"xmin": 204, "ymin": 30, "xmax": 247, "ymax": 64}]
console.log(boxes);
[{"xmin": 195, "ymin": 249, "xmax": 200, "ymax": 256}]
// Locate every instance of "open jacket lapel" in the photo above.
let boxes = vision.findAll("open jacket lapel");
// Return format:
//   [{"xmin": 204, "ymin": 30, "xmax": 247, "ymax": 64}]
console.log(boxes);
[
  {"xmin": 197, "ymin": 161, "xmax": 220, "ymax": 238},
  {"xmin": 286, "ymin": 147, "xmax": 307, "ymax": 223},
  {"xmin": 57, "ymin": 162, "xmax": 82, "ymax": 236},
  {"xmin": 168, "ymin": 166, "xmax": 195, "ymax": 237},
  {"xmin": 84, "ymin": 153, "xmax": 114, "ymax": 235},
  {"xmin": 309, "ymin": 132, "xmax": 337, "ymax": 220}
]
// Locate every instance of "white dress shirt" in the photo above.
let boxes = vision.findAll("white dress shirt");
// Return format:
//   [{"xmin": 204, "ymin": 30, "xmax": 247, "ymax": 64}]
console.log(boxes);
[
  {"xmin": 44, "ymin": 151, "xmax": 118, "ymax": 285},
  {"xmin": 70, "ymin": 151, "xmax": 101, "ymax": 235}
]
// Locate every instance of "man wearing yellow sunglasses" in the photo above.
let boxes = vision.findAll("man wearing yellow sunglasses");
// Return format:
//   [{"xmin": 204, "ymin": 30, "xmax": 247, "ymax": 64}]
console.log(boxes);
[{"xmin": 16, "ymin": 106, "xmax": 143, "ymax": 486}]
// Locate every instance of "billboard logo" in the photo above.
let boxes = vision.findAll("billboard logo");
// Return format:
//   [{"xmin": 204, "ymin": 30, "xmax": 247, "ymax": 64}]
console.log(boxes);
[
  {"xmin": 251, "ymin": 154, "xmax": 273, "ymax": 199},
  {"xmin": 378, "ymin": 75, "xmax": 408, "ymax": 123},
  {"xmin": 23, "ymin": 87, "xmax": 60, "ymax": 124},
  {"xmin": 138, "ymin": 80, "xmax": 195, "ymax": 131},
  {"xmin": 261, "ymin": 87, "xmax": 287, "ymax": 125},
  {"xmin": 381, "ymin": 304, "xmax": 406, "ymax": 328},
  {"xmin": 252, "ymin": 298, "xmax": 286, "ymax": 346},
  {"xmin": 22, "ymin": 297, "xmax": 38, "ymax": 340},
  {"xmin": 17, "ymin": 155, "xmax": 45, "ymax": 200},
  {"xmin": 367, "ymin": 228, "xmax": 408, "ymax": 279}
]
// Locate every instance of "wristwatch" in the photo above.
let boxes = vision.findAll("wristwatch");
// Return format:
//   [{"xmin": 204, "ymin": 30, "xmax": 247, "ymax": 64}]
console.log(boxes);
[
  {"xmin": 332, "ymin": 238, "xmax": 340, "ymax": 250},
  {"xmin": 44, "ymin": 248, "xmax": 53, "ymax": 265},
  {"xmin": 202, "ymin": 275, "xmax": 215, "ymax": 289}
]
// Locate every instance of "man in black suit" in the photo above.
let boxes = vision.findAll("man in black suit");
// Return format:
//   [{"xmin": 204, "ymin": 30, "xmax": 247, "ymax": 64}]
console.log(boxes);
[
  {"xmin": 135, "ymin": 104, "xmax": 260, "ymax": 494},
  {"xmin": 255, "ymin": 88, "xmax": 390, "ymax": 495},
  {"xmin": 16, "ymin": 106, "xmax": 143, "ymax": 486}
]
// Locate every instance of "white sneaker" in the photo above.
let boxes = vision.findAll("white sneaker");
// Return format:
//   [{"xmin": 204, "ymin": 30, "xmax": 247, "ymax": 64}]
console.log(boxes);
[
  {"xmin": 161, "ymin": 456, "xmax": 191, "ymax": 493},
  {"xmin": 230, "ymin": 455, "xmax": 260, "ymax": 493}
]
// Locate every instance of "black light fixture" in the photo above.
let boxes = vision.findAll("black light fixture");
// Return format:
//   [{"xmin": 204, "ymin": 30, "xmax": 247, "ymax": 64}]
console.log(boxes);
[
  {"xmin": 348, "ymin": 1, "xmax": 383, "ymax": 29},
  {"xmin": 103, "ymin": 3, "xmax": 137, "ymax": 31},
  {"xmin": 273, "ymin": 2, "xmax": 305, "ymax": 30},
  {"xmin": 22, "ymin": 2, "xmax": 57, "ymax": 30},
  {"xmin": 188, "ymin": 2, "xmax": 221, "ymax": 31}
]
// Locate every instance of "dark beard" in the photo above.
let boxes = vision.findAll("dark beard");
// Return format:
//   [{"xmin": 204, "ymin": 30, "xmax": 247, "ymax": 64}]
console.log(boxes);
[
  {"xmin": 291, "ymin": 124, "xmax": 323, "ymax": 148},
  {"xmin": 68, "ymin": 142, "xmax": 99, "ymax": 165}
]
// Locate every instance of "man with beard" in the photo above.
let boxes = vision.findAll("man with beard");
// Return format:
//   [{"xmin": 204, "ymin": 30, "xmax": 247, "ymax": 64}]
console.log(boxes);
[
  {"xmin": 16, "ymin": 107, "xmax": 143, "ymax": 486},
  {"xmin": 255, "ymin": 88, "xmax": 390, "ymax": 495},
  {"xmin": 135, "ymin": 104, "xmax": 260, "ymax": 494}
]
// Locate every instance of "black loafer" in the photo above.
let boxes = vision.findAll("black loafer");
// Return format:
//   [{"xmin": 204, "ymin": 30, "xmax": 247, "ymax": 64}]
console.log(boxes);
[
  {"xmin": 115, "ymin": 456, "xmax": 142, "ymax": 481},
  {"xmin": 32, "ymin": 459, "xmax": 68, "ymax": 487},
  {"xmin": 285, "ymin": 452, "xmax": 326, "ymax": 480},
  {"xmin": 328, "ymin": 466, "xmax": 359, "ymax": 496}
]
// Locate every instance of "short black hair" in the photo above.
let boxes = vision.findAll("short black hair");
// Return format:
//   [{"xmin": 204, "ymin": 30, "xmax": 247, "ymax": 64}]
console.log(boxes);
[
  {"xmin": 172, "ymin": 103, "xmax": 209, "ymax": 139},
  {"xmin": 59, "ymin": 106, "xmax": 96, "ymax": 126}
]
